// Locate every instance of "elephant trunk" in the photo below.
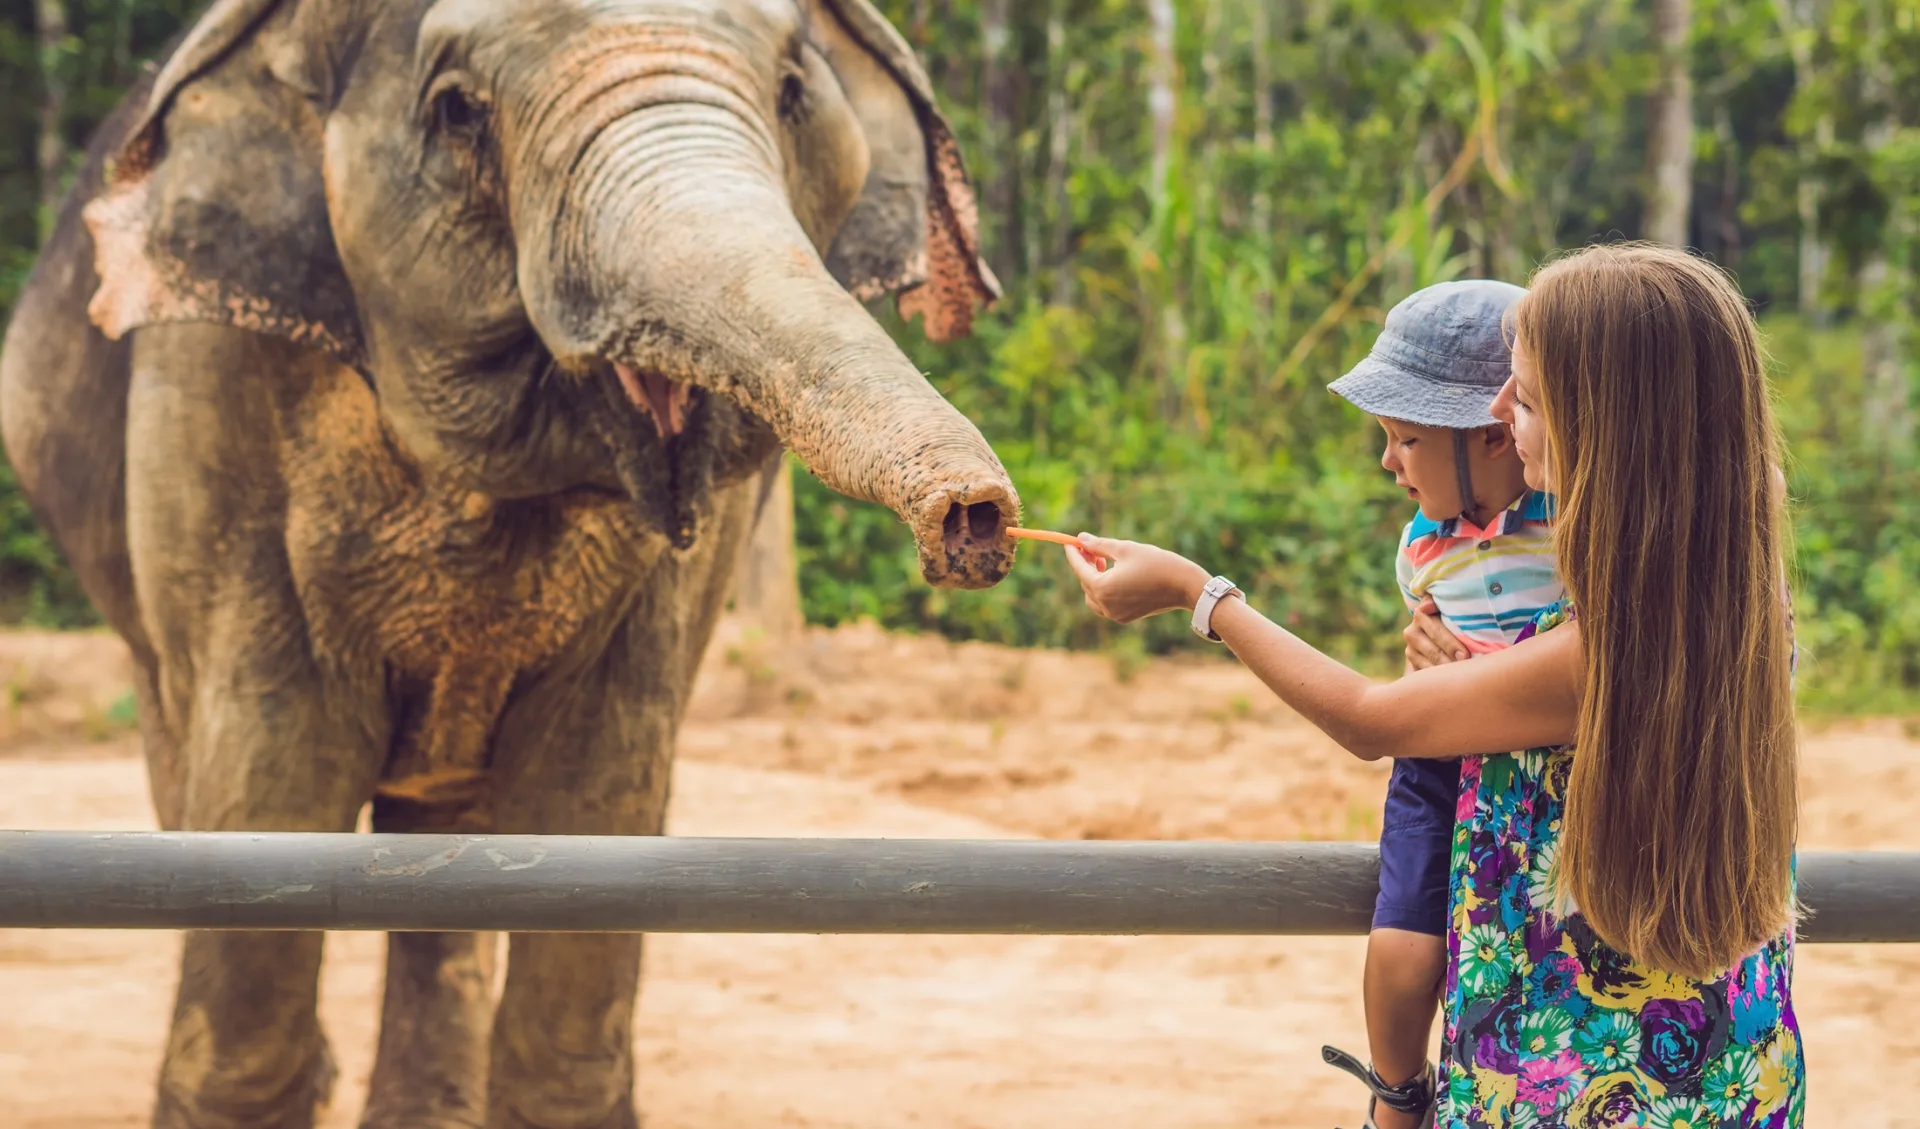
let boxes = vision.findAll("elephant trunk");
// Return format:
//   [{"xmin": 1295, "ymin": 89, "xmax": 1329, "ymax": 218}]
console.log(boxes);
[{"xmin": 517, "ymin": 105, "xmax": 1016, "ymax": 588}]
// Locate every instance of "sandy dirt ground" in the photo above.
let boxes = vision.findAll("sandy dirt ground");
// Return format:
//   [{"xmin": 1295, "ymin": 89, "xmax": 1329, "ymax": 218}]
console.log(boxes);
[{"xmin": 0, "ymin": 623, "xmax": 1914, "ymax": 1128}]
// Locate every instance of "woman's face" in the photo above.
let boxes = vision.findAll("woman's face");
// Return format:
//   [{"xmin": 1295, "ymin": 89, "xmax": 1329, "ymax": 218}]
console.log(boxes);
[{"xmin": 1492, "ymin": 335, "xmax": 1553, "ymax": 493}]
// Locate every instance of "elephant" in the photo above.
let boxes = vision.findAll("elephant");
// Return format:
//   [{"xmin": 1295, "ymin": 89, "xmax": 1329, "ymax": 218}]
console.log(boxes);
[{"xmin": 0, "ymin": 0, "xmax": 1020, "ymax": 1123}]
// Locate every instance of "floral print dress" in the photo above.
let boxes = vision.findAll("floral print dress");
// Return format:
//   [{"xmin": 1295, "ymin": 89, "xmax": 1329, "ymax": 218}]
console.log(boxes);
[{"xmin": 1437, "ymin": 601, "xmax": 1804, "ymax": 1129}]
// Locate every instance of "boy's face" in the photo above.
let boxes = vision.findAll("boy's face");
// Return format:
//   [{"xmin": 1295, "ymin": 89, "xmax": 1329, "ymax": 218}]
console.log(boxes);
[
  {"xmin": 1377, "ymin": 417, "xmax": 1520, "ymax": 521},
  {"xmin": 1378, "ymin": 418, "xmax": 1467, "ymax": 519}
]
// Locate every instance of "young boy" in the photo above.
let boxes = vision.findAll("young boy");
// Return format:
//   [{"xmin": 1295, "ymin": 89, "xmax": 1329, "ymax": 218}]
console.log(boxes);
[{"xmin": 1319, "ymin": 280, "xmax": 1562, "ymax": 1129}]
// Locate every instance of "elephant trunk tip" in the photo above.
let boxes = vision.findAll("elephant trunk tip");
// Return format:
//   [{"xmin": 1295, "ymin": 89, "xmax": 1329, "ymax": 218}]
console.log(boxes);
[{"xmin": 916, "ymin": 484, "xmax": 1019, "ymax": 590}]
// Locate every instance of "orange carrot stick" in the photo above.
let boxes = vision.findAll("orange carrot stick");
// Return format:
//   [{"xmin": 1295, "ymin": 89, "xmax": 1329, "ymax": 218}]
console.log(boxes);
[{"xmin": 1006, "ymin": 527, "xmax": 1111, "ymax": 557}]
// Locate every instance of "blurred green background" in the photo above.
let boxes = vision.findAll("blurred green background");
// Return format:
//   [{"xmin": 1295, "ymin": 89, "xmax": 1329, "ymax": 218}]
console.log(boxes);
[{"xmin": 3, "ymin": 0, "xmax": 1917, "ymax": 712}]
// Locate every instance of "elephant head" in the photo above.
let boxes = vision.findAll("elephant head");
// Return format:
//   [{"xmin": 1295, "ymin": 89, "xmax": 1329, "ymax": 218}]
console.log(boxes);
[{"xmin": 83, "ymin": 0, "xmax": 1018, "ymax": 586}]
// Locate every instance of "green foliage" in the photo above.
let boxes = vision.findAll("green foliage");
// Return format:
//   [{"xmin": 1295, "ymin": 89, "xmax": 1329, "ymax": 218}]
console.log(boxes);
[
  {"xmin": 1765, "ymin": 316, "xmax": 1920, "ymax": 712},
  {"xmin": 3, "ymin": 0, "xmax": 1920, "ymax": 709},
  {"xmin": 103, "ymin": 687, "xmax": 136, "ymax": 727},
  {"xmin": 0, "ymin": 456, "xmax": 94, "ymax": 626},
  {"xmin": 796, "ymin": 0, "xmax": 1920, "ymax": 709}
]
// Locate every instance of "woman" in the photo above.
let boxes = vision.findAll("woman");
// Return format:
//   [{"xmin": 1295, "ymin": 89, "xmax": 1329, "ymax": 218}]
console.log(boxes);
[{"xmin": 1067, "ymin": 244, "xmax": 1803, "ymax": 1128}]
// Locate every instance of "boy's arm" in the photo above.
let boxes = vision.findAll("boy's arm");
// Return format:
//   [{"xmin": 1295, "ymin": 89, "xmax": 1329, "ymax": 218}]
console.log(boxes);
[
  {"xmin": 1396, "ymin": 525, "xmax": 1469, "ymax": 667},
  {"xmin": 1394, "ymin": 529, "xmax": 1420, "ymax": 674},
  {"xmin": 1393, "ymin": 524, "xmax": 1420, "ymax": 615}
]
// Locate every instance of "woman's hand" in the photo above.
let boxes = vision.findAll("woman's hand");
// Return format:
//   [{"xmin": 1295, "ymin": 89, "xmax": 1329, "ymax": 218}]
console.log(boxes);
[
  {"xmin": 1063, "ymin": 535, "xmax": 1212, "ymax": 625},
  {"xmin": 1404, "ymin": 599, "xmax": 1469, "ymax": 669}
]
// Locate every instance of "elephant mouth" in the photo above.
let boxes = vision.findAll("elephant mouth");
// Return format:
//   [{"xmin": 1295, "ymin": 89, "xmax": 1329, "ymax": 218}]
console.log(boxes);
[
  {"xmin": 582, "ymin": 357, "xmax": 778, "ymax": 552},
  {"xmin": 613, "ymin": 363, "xmax": 690, "ymax": 440}
]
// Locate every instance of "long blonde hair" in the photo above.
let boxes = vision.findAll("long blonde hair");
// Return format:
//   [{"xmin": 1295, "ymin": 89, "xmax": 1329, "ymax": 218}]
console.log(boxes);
[{"xmin": 1514, "ymin": 243, "xmax": 1797, "ymax": 979}]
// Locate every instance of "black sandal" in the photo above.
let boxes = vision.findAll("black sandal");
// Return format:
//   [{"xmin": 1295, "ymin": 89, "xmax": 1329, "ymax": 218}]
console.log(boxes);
[{"xmin": 1321, "ymin": 1045, "xmax": 1436, "ymax": 1129}]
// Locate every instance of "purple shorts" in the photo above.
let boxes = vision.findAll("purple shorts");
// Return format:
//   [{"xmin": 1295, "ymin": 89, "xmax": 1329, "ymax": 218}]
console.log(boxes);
[{"xmin": 1372, "ymin": 756, "xmax": 1461, "ymax": 936}]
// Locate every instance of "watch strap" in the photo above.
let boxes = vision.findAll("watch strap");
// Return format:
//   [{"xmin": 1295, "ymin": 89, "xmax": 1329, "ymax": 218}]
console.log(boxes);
[{"xmin": 1191, "ymin": 576, "xmax": 1243, "ymax": 641}]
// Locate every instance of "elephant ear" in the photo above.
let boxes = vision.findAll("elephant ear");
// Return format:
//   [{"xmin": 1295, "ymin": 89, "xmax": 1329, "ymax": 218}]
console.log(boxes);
[
  {"xmin": 812, "ymin": 0, "xmax": 999, "ymax": 343},
  {"xmin": 83, "ymin": 0, "xmax": 369, "ymax": 374}
]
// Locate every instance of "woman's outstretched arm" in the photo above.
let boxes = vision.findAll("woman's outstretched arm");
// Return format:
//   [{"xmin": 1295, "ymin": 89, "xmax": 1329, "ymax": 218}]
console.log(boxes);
[
  {"xmin": 1065, "ymin": 536, "xmax": 1581, "ymax": 761},
  {"xmin": 1206, "ymin": 589, "xmax": 1580, "ymax": 759}
]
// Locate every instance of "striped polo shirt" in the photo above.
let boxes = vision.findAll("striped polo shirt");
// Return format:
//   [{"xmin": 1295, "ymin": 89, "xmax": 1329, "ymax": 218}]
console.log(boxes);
[{"xmin": 1395, "ymin": 491, "xmax": 1562, "ymax": 655}]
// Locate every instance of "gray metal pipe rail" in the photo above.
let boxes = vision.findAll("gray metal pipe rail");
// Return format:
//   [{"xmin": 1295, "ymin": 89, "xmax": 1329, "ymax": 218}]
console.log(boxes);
[{"xmin": 0, "ymin": 833, "xmax": 1913, "ymax": 942}]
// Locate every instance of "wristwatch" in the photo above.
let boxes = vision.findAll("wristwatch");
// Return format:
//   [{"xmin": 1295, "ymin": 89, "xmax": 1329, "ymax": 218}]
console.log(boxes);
[{"xmin": 1191, "ymin": 575, "xmax": 1244, "ymax": 642}]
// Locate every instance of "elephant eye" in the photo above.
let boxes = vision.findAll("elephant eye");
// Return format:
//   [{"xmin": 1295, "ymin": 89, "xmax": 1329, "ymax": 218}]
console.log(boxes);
[
  {"xmin": 432, "ymin": 87, "xmax": 486, "ymax": 134},
  {"xmin": 777, "ymin": 72, "xmax": 807, "ymax": 121},
  {"xmin": 420, "ymin": 78, "xmax": 501, "ymax": 200}
]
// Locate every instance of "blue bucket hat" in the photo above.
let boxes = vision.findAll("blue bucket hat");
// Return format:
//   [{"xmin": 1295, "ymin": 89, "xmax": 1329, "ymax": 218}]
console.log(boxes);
[
  {"xmin": 1328, "ymin": 279, "xmax": 1527, "ymax": 517},
  {"xmin": 1327, "ymin": 279, "xmax": 1526, "ymax": 429}
]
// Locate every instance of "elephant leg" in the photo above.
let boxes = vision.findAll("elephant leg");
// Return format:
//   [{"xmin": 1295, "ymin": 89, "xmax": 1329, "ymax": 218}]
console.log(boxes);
[
  {"xmin": 485, "ymin": 748, "xmax": 667, "ymax": 1129},
  {"xmin": 146, "ymin": 641, "xmax": 383, "ymax": 1129},
  {"xmin": 362, "ymin": 931, "xmax": 499, "ymax": 1129},
  {"xmin": 152, "ymin": 932, "xmax": 338, "ymax": 1129},
  {"xmin": 124, "ymin": 330, "xmax": 386, "ymax": 1129},
  {"xmin": 362, "ymin": 795, "xmax": 499, "ymax": 1129},
  {"xmin": 484, "ymin": 481, "xmax": 756, "ymax": 1129},
  {"xmin": 488, "ymin": 933, "xmax": 647, "ymax": 1129}
]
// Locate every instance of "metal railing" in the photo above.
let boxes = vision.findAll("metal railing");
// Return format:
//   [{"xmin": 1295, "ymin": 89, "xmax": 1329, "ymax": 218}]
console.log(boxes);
[{"xmin": 1, "ymin": 832, "xmax": 1913, "ymax": 942}]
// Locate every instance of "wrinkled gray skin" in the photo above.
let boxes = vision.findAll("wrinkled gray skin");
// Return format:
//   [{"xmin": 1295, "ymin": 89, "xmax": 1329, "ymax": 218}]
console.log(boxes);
[{"xmin": 0, "ymin": 0, "xmax": 1019, "ymax": 1124}]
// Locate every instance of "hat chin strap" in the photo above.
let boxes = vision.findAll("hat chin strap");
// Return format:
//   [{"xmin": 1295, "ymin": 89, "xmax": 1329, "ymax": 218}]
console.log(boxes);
[{"xmin": 1452, "ymin": 429, "xmax": 1479, "ymax": 524}]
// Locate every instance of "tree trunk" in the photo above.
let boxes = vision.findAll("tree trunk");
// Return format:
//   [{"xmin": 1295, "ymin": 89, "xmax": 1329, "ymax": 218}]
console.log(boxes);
[
  {"xmin": 927, "ymin": 0, "xmax": 950, "ymax": 89},
  {"xmin": 1858, "ymin": 251, "xmax": 1910, "ymax": 453},
  {"xmin": 909, "ymin": 0, "xmax": 930, "ymax": 47},
  {"xmin": 35, "ymin": 0, "xmax": 68, "ymax": 242},
  {"xmin": 112, "ymin": 0, "xmax": 135, "ymax": 77},
  {"xmin": 727, "ymin": 457, "xmax": 804, "ymax": 643},
  {"xmin": 980, "ymin": 0, "xmax": 1021, "ymax": 281},
  {"xmin": 1797, "ymin": 113, "xmax": 1832, "ymax": 322},
  {"xmin": 1774, "ymin": 0, "xmax": 1830, "ymax": 320},
  {"xmin": 1250, "ymin": 0, "xmax": 1274, "ymax": 235},
  {"xmin": 1199, "ymin": 0, "xmax": 1222, "ymax": 223},
  {"xmin": 1711, "ymin": 102, "xmax": 1742, "ymax": 270},
  {"xmin": 1643, "ymin": 0, "xmax": 1693, "ymax": 247},
  {"xmin": 1859, "ymin": 0, "xmax": 1910, "ymax": 453},
  {"xmin": 1145, "ymin": 0, "xmax": 1177, "ymax": 210},
  {"xmin": 1044, "ymin": 0, "xmax": 1073, "ymax": 307},
  {"xmin": 1145, "ymin": 0, "xmax": 1183, "ymax": 421},
  {"xmin": 1250, "ymin": 0, "xmax": 1275, "ymax": 342}
]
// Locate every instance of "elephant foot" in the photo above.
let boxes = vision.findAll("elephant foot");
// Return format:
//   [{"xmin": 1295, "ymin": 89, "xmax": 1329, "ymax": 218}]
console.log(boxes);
[
  {"xmin": 150, "ymin": 1034, "xmax": 337, "ymax": 1129},
  {"xmin": 486, "ymin": 933, "xmax": 642, "ymax": 1129},
  {"xmin": 362, "ymin": 931, "xmax": 495, "ymax": 1129},
  {"xmin": 488, "ymin": 1103, "xmax": 639, "ymax": 1129},
  {"xmin": 362, "ymin": 1109, "xmax": 484, "ymax": 1129},
  {"xmin": 361, "ymin": 1057, "xmax": 485, "ymax": 1129}
]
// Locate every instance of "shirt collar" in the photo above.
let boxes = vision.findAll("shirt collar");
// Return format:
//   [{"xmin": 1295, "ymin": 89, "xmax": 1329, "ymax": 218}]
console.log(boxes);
[{"xmin": 1408, "ymin": 490, "xmax": 1555, "ymax": 542}]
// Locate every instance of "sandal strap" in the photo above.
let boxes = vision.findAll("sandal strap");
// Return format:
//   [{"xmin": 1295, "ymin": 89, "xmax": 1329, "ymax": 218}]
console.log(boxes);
[{"xmin": 1320, "ymin": 1045, "xmax": 1434, "ymax": 1115}]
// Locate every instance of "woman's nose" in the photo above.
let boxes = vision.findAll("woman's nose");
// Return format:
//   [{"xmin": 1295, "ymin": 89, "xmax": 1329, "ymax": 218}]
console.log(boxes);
[{"xmin": 1490, "ymin": 377, "xmax": 1517, "ymax": 422}]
